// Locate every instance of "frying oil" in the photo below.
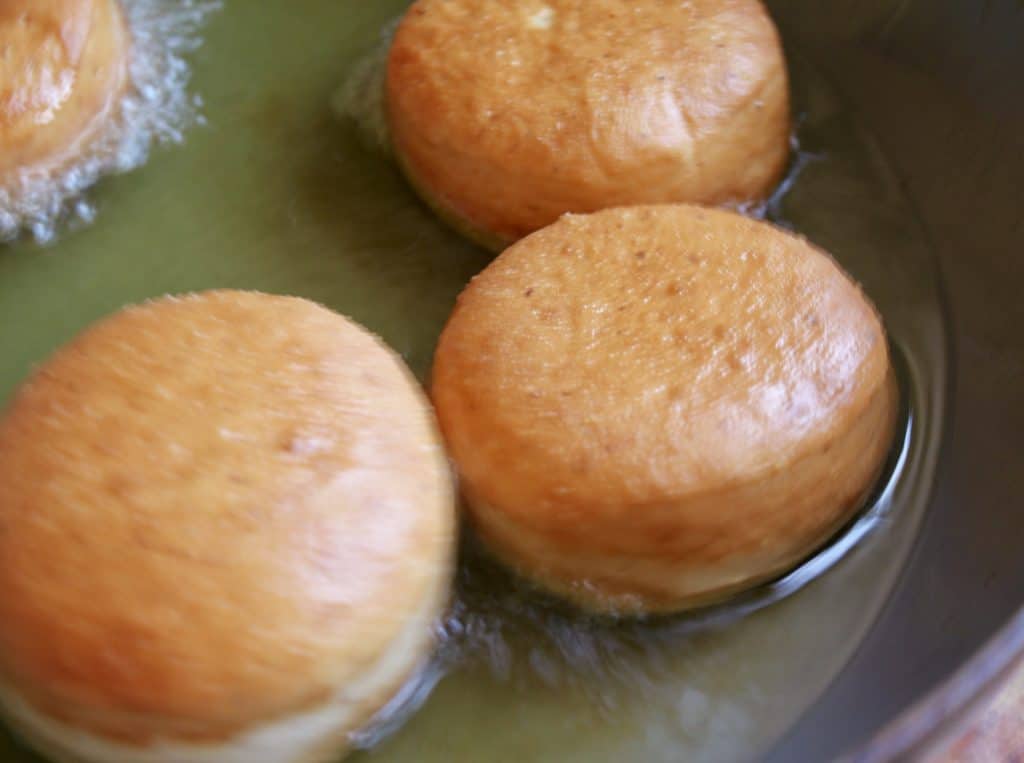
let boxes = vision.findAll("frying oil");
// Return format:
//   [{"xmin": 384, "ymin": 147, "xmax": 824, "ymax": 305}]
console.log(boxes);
[{"xmin": 0, "ymin": 3, "xmax": 946, "ymax": 761}]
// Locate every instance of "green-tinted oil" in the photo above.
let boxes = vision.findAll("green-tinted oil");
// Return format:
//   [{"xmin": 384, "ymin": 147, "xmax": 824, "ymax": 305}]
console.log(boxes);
[{"xmin": 0, "ymin": 2, "xmax": 947, "ymax": 762}]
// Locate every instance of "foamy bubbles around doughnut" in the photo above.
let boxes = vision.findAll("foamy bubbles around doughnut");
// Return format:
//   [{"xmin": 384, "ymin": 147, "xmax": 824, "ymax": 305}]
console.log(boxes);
[
  {"xmin": 0, "ymin": 0, "xmax": 221, "ymax": 245},
  {"xmin": 331, "ymin": 20, "xmax": 396, "ymax": 157}
]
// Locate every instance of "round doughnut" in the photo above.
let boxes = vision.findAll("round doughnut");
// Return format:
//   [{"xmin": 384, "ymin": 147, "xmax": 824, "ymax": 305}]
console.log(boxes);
[
  {"xmin": 386, "ymin": 0, "xmax": 791, "ymax": 249},
  {"xmin": 0, "ymin": 0, "xmax": 130, "ymax": 183},
  {"xmin": 431, "ymin": 205, "xmax": 898, "ymax": 615},
  {"xmin": 0, "ymin": 291, "xmax": 456, "ymax": 763}
]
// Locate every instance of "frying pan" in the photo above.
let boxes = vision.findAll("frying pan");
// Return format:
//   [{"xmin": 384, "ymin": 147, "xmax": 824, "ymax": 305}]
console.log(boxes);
[
  {"xmin": 0, "ymin": 0, "xmax": 1021, "ymax": 760},
  {"xmin": 764, "ymin": 0, "xmax": 1024, "ymax": 758}
]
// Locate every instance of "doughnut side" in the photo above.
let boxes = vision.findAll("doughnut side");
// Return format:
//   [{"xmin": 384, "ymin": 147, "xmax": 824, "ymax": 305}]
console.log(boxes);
[
  {"xmin": 463, "ymin": 369, "xmax": 898, "ymax": 615},
  {"xmin": 0, "ymin": 564, "xmax": 450, "ymax": 763}
]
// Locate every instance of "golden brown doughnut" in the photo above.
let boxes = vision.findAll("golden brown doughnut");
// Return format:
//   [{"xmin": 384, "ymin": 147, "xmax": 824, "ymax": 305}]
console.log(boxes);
[
  {"xmin": 0, "ymin": 0, "xmax": 129, "ymax": 184},
  {"xmin": 387, "ymin": 0, "xmax": 791, "ymax": 249},
  {"xmin": 0, "ymin": 291, "xmax": 456, "ymax": 763},
  {"xmin": 432, "ymin": 205, "xmax": 897, "ymax": 615}
]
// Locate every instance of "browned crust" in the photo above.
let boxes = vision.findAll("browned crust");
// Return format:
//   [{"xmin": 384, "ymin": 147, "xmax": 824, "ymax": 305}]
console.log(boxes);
[
  {"xmin": 0, "ymin": 0, "xmax": 130, "ymax": 183},
  {"xmin": 0, "ymin": 291, "xmax": 456, "ymax": 743},
  {"xmin": 432, "ymin": 205, "xmax": 898, "ymax": 613},
  {"xmin": 387, "ymin": 0, "xmax": 791, "ymax": 244}
]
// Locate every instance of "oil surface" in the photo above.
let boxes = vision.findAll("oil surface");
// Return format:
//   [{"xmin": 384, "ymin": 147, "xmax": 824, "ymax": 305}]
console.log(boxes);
[{"xmin": 0, "ymin": 2, "xmax": 947, "ymax": 762}]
